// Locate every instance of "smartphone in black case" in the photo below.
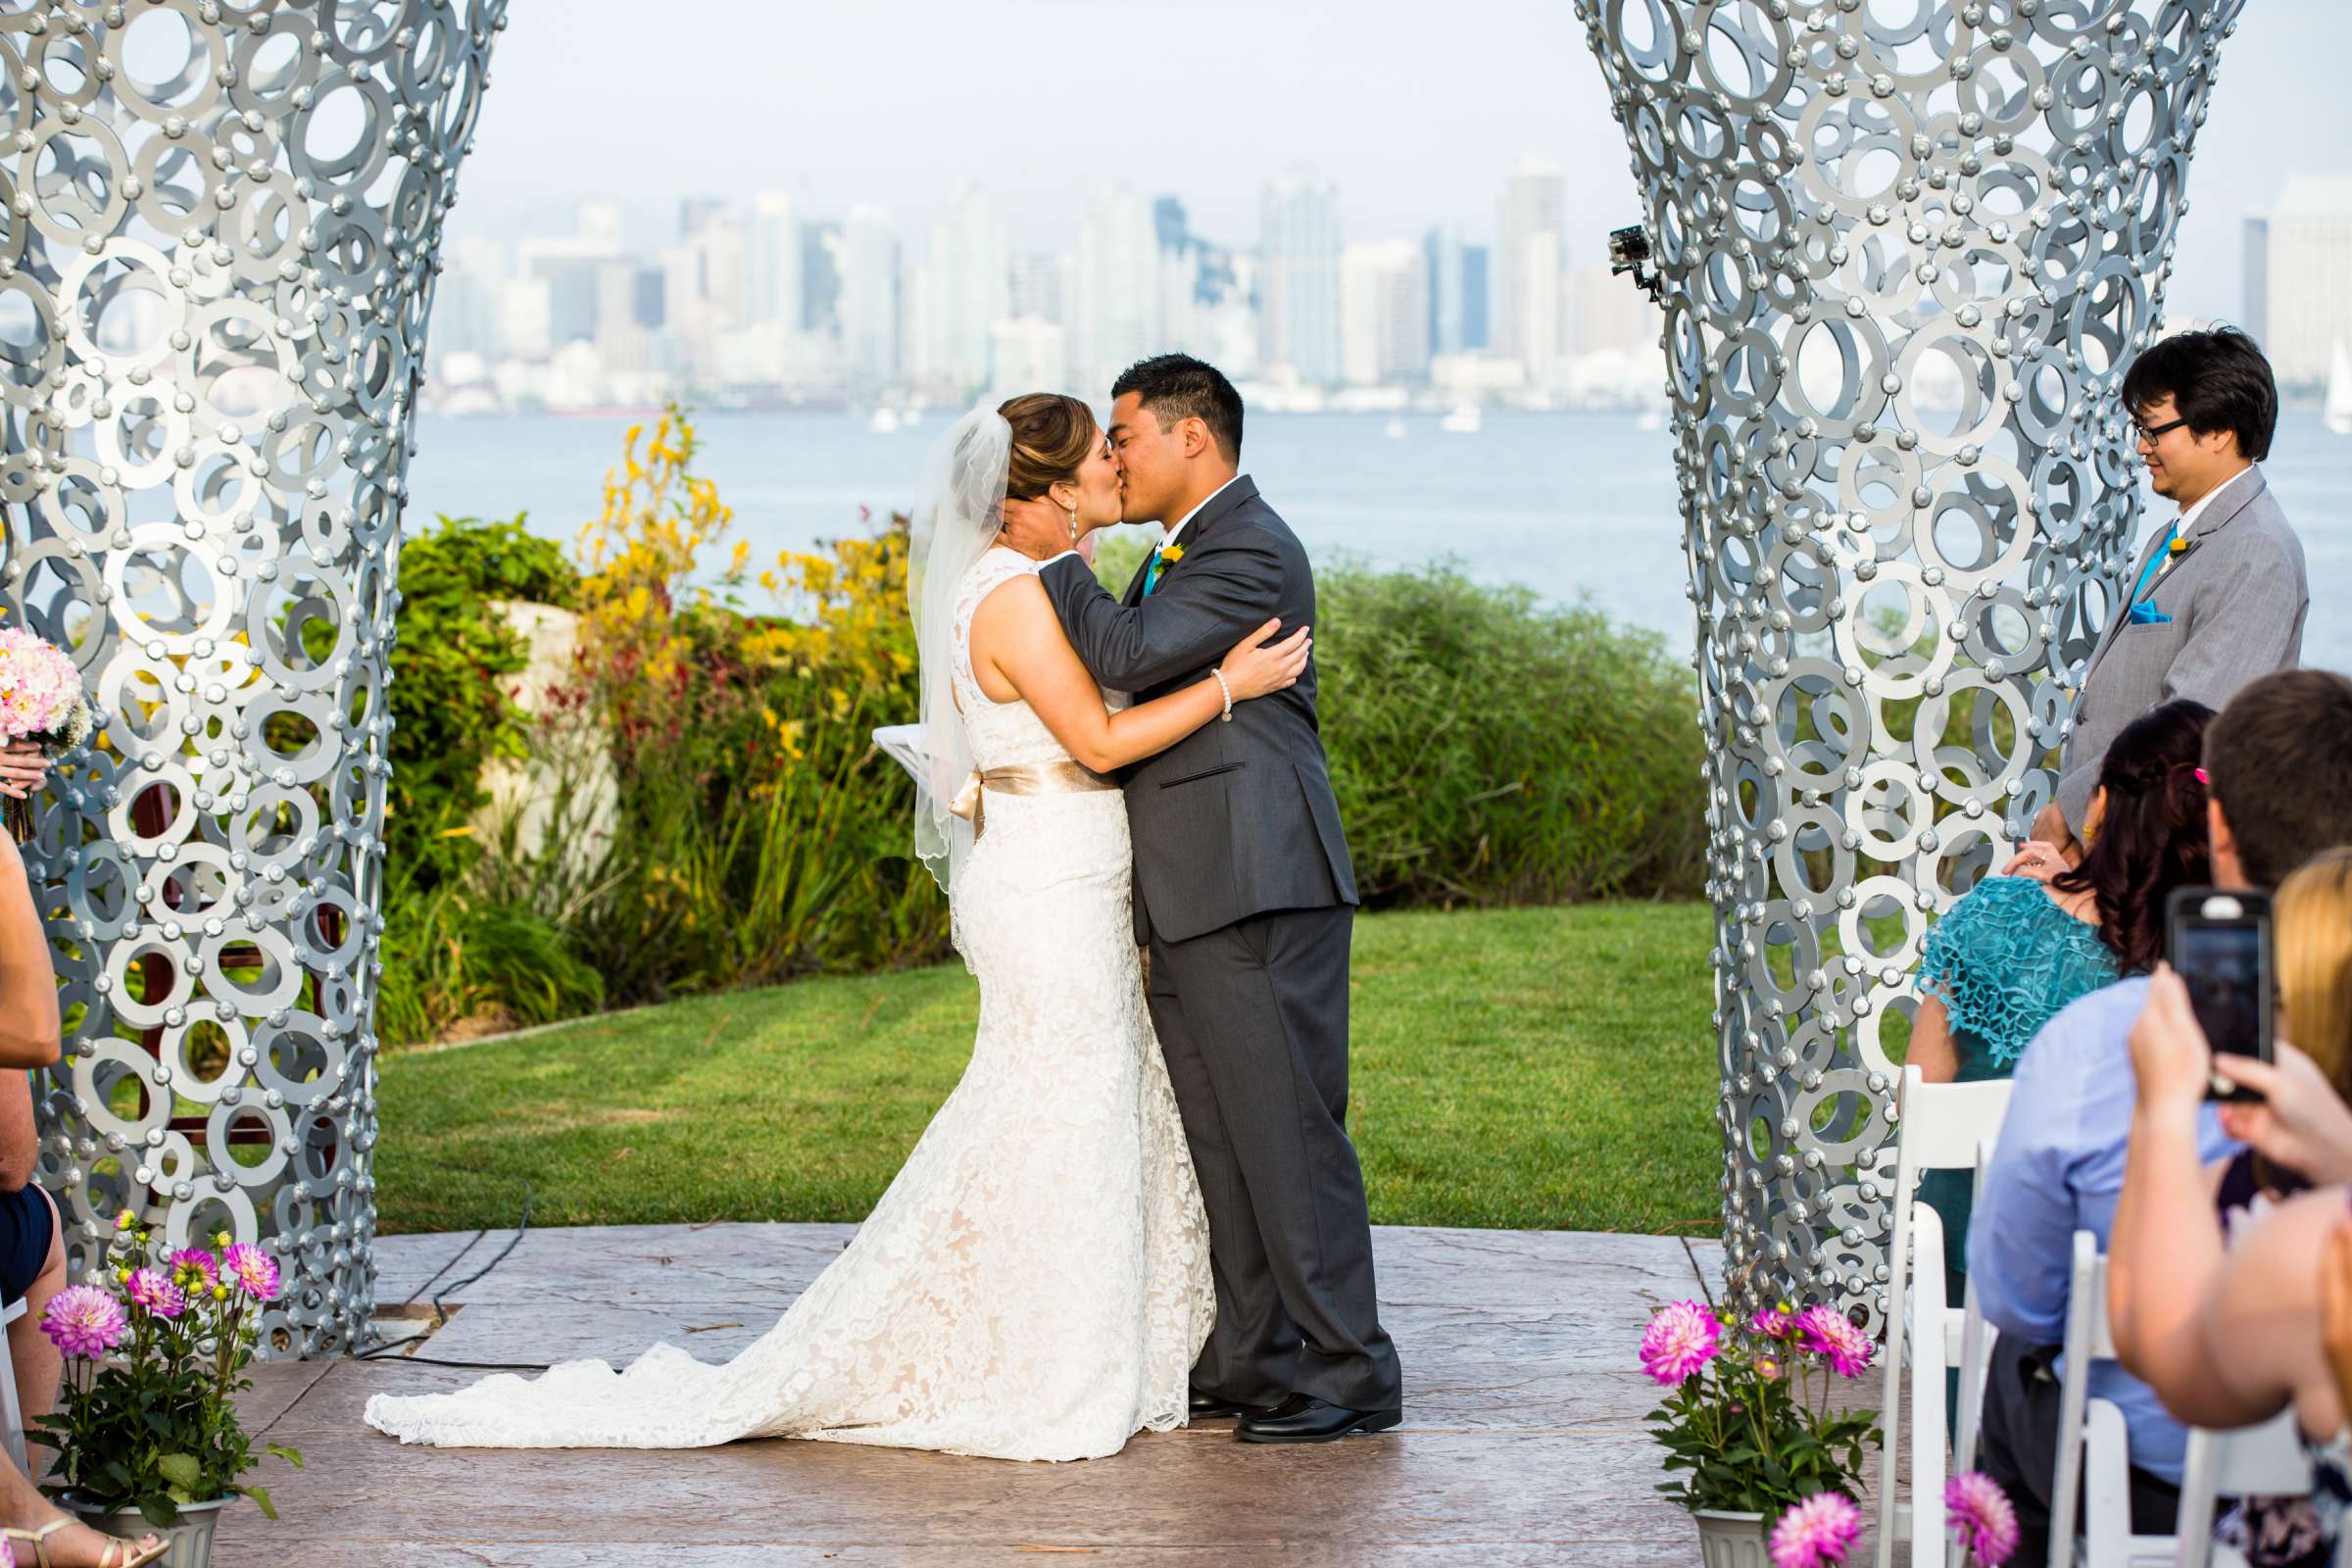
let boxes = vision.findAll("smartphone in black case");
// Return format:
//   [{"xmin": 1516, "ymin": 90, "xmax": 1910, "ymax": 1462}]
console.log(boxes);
[{"xmin": 2166, "ymin": 887, "xmax": 2275, "ymax": 1102}]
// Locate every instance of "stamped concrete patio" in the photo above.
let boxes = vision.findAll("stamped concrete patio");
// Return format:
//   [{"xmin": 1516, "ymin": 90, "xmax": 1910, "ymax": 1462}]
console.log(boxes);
[{"xmin": 214, "ymin": 1222, "xmax": 1811, "ymax": 1565}]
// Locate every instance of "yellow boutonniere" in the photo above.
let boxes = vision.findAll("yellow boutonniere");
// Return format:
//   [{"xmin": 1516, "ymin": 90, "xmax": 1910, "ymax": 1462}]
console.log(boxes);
[{"xmin": 1159, "ymin": 544, "xmax": 1185, "ymax": 565}]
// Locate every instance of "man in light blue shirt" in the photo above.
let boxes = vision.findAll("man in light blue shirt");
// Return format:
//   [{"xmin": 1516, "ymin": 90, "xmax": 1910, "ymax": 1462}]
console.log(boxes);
[
  {"xmin": 1967, "ymin": 978, "xmax": 2237, "ymax": 1480},
  {"xmin": 1968, "ymin": 667, "xmax": 2352, "ymax": 1566}
]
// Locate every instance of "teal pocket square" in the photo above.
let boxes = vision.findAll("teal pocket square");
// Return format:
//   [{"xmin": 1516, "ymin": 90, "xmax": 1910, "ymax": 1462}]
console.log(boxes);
[{"xmin": 2128, "ymin": 601, "xmax": 2173, "ymax": 626}]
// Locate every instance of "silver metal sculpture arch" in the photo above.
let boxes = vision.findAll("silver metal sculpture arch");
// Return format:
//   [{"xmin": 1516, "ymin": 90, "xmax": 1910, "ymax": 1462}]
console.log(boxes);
[
  {"xmin": 3, "ymin": 0, "xmax": 506, "ymax": 1358},
  {"xmin": 1578, "ymin": 0, "xmax": 2241, "ymax": 1326}
]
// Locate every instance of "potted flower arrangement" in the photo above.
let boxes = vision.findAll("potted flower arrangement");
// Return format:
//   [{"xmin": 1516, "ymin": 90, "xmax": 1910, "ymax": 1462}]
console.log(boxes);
[
  {"xmin": 1764, "ymin": 1472, "xmax": 2021, "ymax": 1568},
  {"xmin": 33, "ymin": 1211, "xmax": 304, "ymax": 1567},
  {"xmin": 0, "ymin": 625, "xmax": 91, "ymax": 839},
  {"xmin": 1639, "ymin": 1296, "xmax": 1881, "ymax": 1567}
]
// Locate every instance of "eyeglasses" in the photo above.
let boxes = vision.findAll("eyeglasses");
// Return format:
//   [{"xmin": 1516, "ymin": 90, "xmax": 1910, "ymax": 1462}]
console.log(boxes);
[{"xmin": 2132, "ymin": 416, "xmax": 2189, "ymax": 446}]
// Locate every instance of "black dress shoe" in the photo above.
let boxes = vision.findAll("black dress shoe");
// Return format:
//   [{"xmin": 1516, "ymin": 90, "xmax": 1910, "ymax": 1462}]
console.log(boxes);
[
  {"xmin": 1235, "ymin": 1396, "xmax": 1403, "ymax": 1444},
  {"xmin": 1188, "ymin": 1389, "xmax": 1275, "ymax": 1421}
]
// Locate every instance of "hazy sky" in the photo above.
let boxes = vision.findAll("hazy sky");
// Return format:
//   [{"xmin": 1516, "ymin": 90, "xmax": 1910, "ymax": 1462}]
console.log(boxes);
[{"xmin": 459, "ymin": 0, "xmax": 2351, "ymax": 323}]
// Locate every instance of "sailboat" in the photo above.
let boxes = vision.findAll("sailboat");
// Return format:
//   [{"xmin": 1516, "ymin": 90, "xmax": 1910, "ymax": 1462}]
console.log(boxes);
[{"xmin": 2328, "ymin": 341, "xmax": 2352, "ymax": 437}]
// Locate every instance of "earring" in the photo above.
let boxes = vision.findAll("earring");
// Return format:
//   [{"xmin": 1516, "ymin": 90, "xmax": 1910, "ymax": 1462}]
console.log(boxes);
[{"xmin": 1066, "ymin": 505, "xmax": 1078, "ymax": 541}]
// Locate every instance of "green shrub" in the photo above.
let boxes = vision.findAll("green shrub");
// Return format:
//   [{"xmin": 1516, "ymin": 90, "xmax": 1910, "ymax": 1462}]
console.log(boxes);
[
  {"xmin": 375, "ymin": 873, "xmax": 607, "ymax": 1046},
  {"xmin": 1316, "ymin": 559, "xmax": 1705, "ymax": 905},
  {"xmin": 562, "ymin": 413, "xmax": 945, "ymax": 1002},
  {"xmin": 374, "ymin": 424, "xmax": 1707, "ymax": 1045},
  {"xmin": 385, "ymin": 514, "xmax": 578, "ymax": 890}
]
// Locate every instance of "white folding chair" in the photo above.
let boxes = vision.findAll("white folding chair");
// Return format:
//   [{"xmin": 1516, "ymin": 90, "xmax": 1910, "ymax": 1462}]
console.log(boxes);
[
  {"xmin": 1952, "ymin": 1134, "xmax": 2002, "ymax": 1478},
  {"xmin": 0, "ymin": 1294, "xmax": 26, "ymax": 1474},
  {"xmin": 2173, "ymin": 1411, "xmax": 2314, "ymax": 1568},
  {"xmin": 2051, "ymin": 1232, "xmax": 2177, "ymax": 1568},
  {"xmin": 1876, "ymin": 1066, "xmax": 2016, "ymax": 1568}
]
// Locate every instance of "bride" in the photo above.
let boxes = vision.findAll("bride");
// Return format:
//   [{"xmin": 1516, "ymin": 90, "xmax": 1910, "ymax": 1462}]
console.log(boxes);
[{"xmin": 364, "ymin": 394, "xmax": 1310, "ymax": 1462}]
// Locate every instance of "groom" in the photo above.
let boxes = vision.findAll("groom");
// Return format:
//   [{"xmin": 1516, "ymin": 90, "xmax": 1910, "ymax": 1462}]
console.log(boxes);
[{"xmin": 1001, "ymin": 354, "xmax": 1403, "ymax": 1443}]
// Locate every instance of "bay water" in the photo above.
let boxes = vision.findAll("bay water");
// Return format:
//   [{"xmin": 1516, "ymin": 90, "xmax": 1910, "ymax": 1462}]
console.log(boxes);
[{"xmin": 409, "ymin": 409, "xmax": 2352, "ymax": 673}]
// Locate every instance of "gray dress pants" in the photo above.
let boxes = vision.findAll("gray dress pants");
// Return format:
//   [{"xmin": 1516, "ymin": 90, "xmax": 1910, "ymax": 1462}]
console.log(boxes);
[{"xmin": 1146, "ymin": 904, "xmax": 1402, "ymax": 1411}]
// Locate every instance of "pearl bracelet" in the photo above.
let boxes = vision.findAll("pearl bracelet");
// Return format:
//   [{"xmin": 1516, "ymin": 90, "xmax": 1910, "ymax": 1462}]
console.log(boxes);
[{"xmin": 1211, "ymin": 668, "xmax": 1234, "ymax": 721}]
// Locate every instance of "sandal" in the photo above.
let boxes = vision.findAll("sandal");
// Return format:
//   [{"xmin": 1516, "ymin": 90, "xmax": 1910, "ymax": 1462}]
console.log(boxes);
[{"xmin": 2, "ymin": 1519, "xmax": 169, "ymax": 1568}]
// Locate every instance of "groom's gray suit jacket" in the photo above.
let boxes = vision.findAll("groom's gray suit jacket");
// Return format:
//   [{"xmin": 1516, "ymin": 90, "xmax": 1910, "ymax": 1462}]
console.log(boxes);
[
  {"xmin": 2054, "ymin": 467, "xmax": 2307, "ymax": 834},
  {"xmin": 1039, "ymin": 476, "xmax": 1357, "ymax": 947}
]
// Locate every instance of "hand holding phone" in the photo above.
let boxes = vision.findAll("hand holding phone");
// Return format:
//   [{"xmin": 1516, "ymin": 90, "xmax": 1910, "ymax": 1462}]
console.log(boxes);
[{"xmin": 2166, "ymin": 887, "xmax": 2276, "ymax": 1102}]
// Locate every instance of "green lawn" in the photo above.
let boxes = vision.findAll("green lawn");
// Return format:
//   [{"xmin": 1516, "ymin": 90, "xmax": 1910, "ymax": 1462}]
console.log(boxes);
[{"xmin": 374, "ymin": 903, "xmax": 1723, "ymax": 1237}]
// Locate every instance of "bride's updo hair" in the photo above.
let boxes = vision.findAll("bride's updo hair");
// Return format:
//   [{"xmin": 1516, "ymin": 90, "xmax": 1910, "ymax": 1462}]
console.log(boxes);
[{"xmin": 998, "ymin": 393, "xmax": 1098, "ymax": 502}]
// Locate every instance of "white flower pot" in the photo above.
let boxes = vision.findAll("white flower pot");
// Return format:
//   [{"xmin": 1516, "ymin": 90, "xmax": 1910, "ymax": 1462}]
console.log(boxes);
[
  {"xmin": 59, "ymin": 1493, "xmax": 233, "ymax": 1568},
  {"xmin": 1694, "ymin": 1508, "xmax": 1771, "ymax": 1568}
]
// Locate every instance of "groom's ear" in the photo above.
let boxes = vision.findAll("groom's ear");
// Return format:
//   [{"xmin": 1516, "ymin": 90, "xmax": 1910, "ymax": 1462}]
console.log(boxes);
[{"xmin": 1179, "ymin": 416, "xmax": 1212, "ymax": 459}]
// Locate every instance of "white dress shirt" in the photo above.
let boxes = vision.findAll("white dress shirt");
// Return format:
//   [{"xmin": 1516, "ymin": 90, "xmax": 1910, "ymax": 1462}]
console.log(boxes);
[{"xmin": 2173, "ymin": 464, "xmax": 2253, "ymax": 538}]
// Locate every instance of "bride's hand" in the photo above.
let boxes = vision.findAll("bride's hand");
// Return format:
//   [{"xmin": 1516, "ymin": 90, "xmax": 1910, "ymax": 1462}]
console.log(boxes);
[{"xmin": 1219, "ymin": 618, "xmax": 1311, "ymax": 702}]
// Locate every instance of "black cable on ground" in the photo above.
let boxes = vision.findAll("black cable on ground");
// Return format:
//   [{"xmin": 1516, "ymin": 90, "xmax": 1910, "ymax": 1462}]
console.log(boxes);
[{"xmin": 353, "ymin": 1182, "xmax": 551, "ymax": 1371}]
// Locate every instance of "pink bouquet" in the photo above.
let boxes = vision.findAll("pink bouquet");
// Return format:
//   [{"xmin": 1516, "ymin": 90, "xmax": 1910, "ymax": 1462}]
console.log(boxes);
[{"xmin": 0, "ymin": 625, "xmax": 92, "ymax": 838}]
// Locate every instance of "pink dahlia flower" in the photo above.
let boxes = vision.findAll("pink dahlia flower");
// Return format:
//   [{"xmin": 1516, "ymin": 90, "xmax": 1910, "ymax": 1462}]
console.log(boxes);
[
  {"xmin": 1639, "ymin": 1299, "xmax": 1722, "ymax": 1387},
  {"xmin": 167, "ymin": 1247, "xmax": 219, "ymax": 1293},
  {"xmin": 1946, "ymin": 1471, "xmax": 2021, "ymax": 1565},
  {"xmin": 223, "ymin": 1242, "xmax": 281, "ymax": 1302},
  {"xmin": 1771, "ymin": 1492, "xmax": 1863, "ymax": 1568},
  {"xmin": 1795, "ymin": 1303, "xmax": 1875, "ymax": 1377},
  {"xmin": 40, "ymin": 1285, "xmax": 128, "ymax": 1359},
  {"xmin": 124, "ymin": 1268, "xmax": 186, "ymax": 1320},
  {"xmin": 1750, "ymin": 1303, "xmax": 1797, "ymax": 1340}
]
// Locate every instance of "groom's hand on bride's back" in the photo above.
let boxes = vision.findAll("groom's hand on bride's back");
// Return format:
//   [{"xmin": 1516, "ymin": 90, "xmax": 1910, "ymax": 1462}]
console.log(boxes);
[{"xmin": 999, "ymin": 495, "xmax": 1073, "ymax": 561}]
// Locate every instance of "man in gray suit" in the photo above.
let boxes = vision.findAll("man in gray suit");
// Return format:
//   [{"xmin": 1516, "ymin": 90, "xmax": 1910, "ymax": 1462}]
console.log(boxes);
[
  {"xmin": 1000, "ymin": 355, "xmax": 1402, "ymax": 1444},
  {"xmin": 2033, "ymin": 327, "xmax": 2308, "ymax": 858}
]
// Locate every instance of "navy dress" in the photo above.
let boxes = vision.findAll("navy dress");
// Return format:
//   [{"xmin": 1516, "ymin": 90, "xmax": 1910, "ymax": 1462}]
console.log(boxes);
[{"xmin": 0, "ymin": 1184, "xmax": 52, "ymax": 1304}]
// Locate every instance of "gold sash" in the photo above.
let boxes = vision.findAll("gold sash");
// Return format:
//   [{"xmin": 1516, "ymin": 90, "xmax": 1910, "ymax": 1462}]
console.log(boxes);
[{"xmin": 948, "ymin": 760, "xmax": 1117, "ymax": 841}]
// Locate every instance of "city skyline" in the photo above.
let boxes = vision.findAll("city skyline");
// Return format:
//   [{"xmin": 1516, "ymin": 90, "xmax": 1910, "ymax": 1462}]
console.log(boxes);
[
  {"xmin": 424, "ymin": 155, "xmax": 1680, "ymax": 414},
  {"xmin": 456, "ymin": 0, "xmax": 2352, "ymax": 329},
  {"xmin": 425, "ymin": 147, "xmax": 2352, "ymax": 418}
]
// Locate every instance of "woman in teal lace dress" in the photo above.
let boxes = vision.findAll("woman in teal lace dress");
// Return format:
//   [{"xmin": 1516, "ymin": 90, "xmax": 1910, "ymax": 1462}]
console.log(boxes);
[{"xmin": 1912, "ymin": 699, "xmax": 2218, "ymax": 1299}]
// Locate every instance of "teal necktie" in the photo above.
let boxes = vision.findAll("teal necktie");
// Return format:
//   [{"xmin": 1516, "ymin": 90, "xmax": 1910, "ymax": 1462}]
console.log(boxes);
[
  {"xmin": 2131, "ymin": 521, "xmax": 2178, "ymax": 608},
  {"xmin": 1143, "ymin": 543, "xmax": 1169, "ymax": 597}
]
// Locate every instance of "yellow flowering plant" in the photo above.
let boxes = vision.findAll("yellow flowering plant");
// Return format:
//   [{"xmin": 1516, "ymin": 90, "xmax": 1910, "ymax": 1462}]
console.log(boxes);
[{"xmin": 564, "ymin": 412, "xmax": 947, "ymax": 997}]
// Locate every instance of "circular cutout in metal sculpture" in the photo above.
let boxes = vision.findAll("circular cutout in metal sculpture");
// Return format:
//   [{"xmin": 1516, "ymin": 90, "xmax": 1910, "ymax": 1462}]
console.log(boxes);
[
  {"xmin": 1577, "ymin": 0, "xmax": 2242, "ymax": 1325},
  {"xmin": 3, "ymin": 0, "xmax": 507, "ymax": 1358}
]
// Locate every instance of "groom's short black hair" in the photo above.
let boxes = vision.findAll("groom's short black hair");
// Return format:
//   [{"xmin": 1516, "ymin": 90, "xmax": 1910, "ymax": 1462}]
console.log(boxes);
[
  {"xmin": 1113, "ymin": 354, "xmax": 1243, "ymax": 463},
  {"xmin": 2121, "ymin": 325, "xmax": 2278, "ymax": 461}
]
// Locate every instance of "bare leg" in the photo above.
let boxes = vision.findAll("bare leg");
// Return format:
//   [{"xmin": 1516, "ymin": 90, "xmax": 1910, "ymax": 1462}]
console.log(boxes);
[
  {"xmin": 11, "ymin": 1189, "xmax": 65, "ymax": 1468},
  {"xmin": 0, "ymin": 1451, "xmax": 161, "ymax": 1566}
]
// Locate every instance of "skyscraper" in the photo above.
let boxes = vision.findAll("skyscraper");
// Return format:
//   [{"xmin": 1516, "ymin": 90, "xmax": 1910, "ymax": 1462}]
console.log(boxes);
[
  {"xmin": 2257, "ymin": 176, "xmax": 2352, "ymax": 387},
  {"xmin": 1071, "ymin": 186, "xmax": 1159, "ymax": 396},
  {"xmin": 917, "ymin": 185, "xmax": 1009, "ymax": 395},
  {"xmin": 802, "ymin": 222, "xmax": 842, "ymax": 334},
  {"xmin": 1341, "ymin": 242, "xmax": 1431, "ymax": 386},
  {"xmin": 1008, "ymin": 252, "xmax": 1067, "ymax": 325},
  {"xmin": 2242, "ymin": 216, "xmax": 2269, "ymax": 345},
  {"xmin": 746, "ymin": 191, "xmax": 803, "ymax": 330},
  {"xmin": 838, "ymin": 205, "xmax": 901, "ymax": 391},
  {"xmin": 1259, "ymin": 171, "xmax": 1342, "ymax": 386},
  {"xmin": 1462, "ymin": 245, "xmax": 1490, "ymax": 351},
  {"xmin": 1154, "ymin": 196, "xmax": 1191, "ymax": 254},
  {"xmin": 1424, "ymin": 225, "xmax": 1466, "ymax": 358},
  {"xmin": 1495, "ymin": 156, "xmax": 1566, "ymax": 369}
]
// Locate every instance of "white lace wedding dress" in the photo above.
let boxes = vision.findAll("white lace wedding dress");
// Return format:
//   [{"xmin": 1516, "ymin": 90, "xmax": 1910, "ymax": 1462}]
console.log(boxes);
[{"xmin": 365, "ymin": 548, "xmax": 1213, "ymax": 1461}]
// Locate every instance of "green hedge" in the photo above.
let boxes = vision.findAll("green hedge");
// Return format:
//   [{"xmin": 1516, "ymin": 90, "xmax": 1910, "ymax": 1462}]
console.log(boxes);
[{"xmin": 372, "ymin": 514, "xmax": 1702, "ymax": 1045}]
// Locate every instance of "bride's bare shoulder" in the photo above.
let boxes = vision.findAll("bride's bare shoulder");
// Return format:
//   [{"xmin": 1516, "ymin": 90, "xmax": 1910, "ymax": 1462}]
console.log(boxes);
[{"xmin": 967, "ymin": 569, "xmax": 1053, "ymax": 638}]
